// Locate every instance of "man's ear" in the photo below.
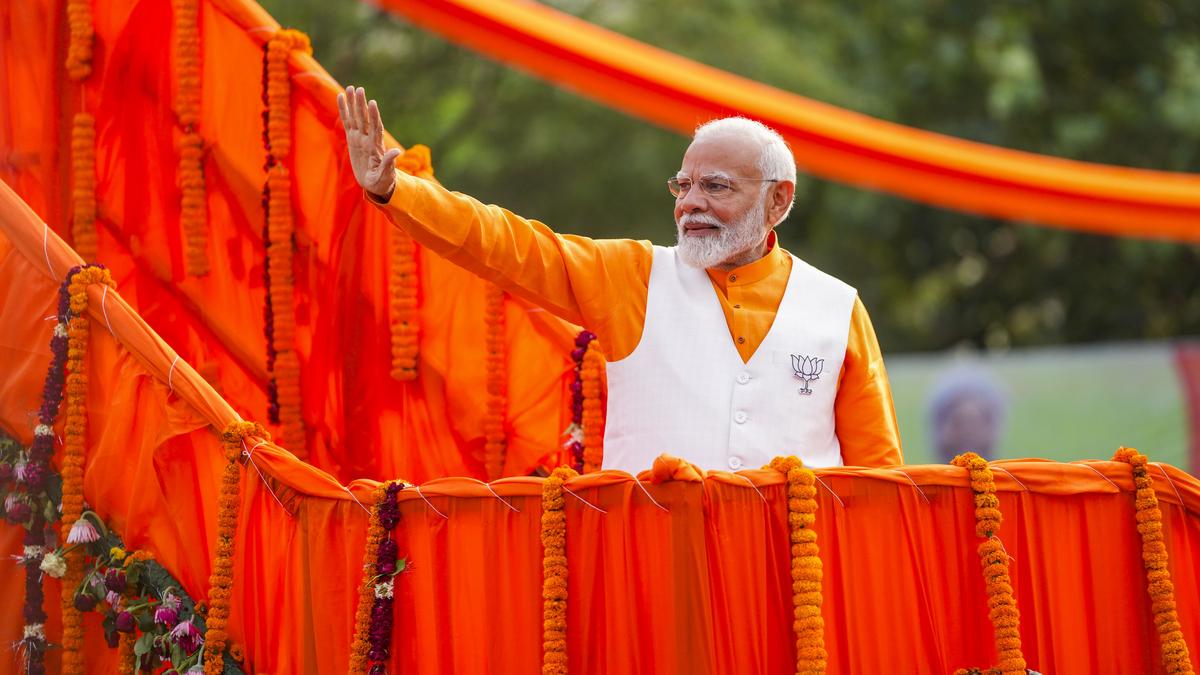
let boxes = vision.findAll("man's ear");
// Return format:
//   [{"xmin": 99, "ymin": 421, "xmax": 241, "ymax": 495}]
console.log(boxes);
[{"xmin": 768, "ymin": 180, "xmax": 795, "ymax": 227}]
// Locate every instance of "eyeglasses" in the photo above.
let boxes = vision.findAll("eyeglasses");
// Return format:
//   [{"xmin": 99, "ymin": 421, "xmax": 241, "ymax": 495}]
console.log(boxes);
[{"xmin": 668, "ymin": 175, "xmax": 779, "ymax": 199}]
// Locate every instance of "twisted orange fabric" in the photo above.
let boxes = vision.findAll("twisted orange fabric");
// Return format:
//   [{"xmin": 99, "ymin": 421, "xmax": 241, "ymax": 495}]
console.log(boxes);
[
  {"xmin": 580, "ymin": 344, "xmax": 604, "ymax": 473},
  {"xmin": 70, "ymin": 114, "xmax": 97, "ymax": 261},
  {"xmin": 541, "ymin": 466, "xmax": 577, "ymax": 674},
  {"xmin": 768, "ymin": 456, "xmax": 826, "ymax": 675},
  {"xmin": 263, "ymin": 29, "xmax": 310, "ymax": 455},
  {"xmin": 1114, "ymin": 447, "xmax": 1195, "ymax": 674},
  {"xmin": 646, "ymin": 454, "xmax": 706, "ymax": 483},
  {"xmin": 952, "ymin": 452, "xmax": 1026, "ymax": 675},
  {"xmin": 484, "ymin": 284, "xmax": 507, "ymax": 479},
  {"xmin": 205, "ymin": 421, "xmax": 267, "ymax": 674},
  {"xmin": 174, "ymin": 0, "xmax": 208, "ymax": 276}
]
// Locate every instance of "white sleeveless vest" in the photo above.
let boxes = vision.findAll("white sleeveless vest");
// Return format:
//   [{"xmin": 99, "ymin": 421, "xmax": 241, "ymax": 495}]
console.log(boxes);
[{"xmin": 603, "ymin": 246, "xmax": 856, "ymax": 474}]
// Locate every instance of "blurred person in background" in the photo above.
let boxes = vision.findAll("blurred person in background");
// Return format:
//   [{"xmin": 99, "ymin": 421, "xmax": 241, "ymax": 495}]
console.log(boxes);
[{"xmin": 928, "ymin": 367, "xmax": 1008, "ymax": 464}]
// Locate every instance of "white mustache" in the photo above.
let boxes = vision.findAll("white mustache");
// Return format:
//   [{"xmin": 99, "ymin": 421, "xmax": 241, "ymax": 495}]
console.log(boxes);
[{"xmin": 678, "ymin": 213, "xmax": 725, "ymax": 228}]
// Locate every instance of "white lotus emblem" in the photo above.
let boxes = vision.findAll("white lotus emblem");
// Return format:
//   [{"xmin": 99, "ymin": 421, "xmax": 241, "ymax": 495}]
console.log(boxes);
[{"xmin": 791, "ymin": 354, "xmax": 824, "ymax": 396}]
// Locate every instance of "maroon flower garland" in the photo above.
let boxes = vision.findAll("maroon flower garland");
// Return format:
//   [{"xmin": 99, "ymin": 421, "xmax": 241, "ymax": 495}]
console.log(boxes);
[
  {"xmin": 368, "ymin": 481, "xmax": 407, "ymax": 671},
  {"xmin": 4, "ymin": 269, "xmax": 83, "ymax": 673},
  {"xmin": 565, "ymin": 330, "xmax": 596, "ymax": 471}
]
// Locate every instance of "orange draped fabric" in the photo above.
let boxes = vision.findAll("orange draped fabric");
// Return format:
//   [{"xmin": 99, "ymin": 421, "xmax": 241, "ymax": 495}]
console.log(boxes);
[
  {"xmin": 3, "ymin": 180, "xmax": 1200, "ymax": 673},
  {"xmin": 379, "ymin": 0, "xmax": 1200, "ymax": 242},
  {"xmin": 0, "ymin": 0, "xmax": 582, "ymax": 484}
]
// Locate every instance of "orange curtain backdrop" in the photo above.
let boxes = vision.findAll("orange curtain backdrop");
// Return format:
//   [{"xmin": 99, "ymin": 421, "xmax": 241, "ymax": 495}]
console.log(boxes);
[
  {"xmin": 378, "ymin": 0, "xmax": 1200, "ymax": 242},
  {"xmin": 0, "ymin": 0, "xmax": 581, "ymax": 483},
  {"xmin": 2, "ymin": 180, "xmax": 1200, "ymax": 674}
]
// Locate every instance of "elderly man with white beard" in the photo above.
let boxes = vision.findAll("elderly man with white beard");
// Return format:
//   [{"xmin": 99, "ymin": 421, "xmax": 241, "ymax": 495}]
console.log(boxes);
[{"xmin": 338, "ymin": 86, "xmax": 902, "ymax": 472}]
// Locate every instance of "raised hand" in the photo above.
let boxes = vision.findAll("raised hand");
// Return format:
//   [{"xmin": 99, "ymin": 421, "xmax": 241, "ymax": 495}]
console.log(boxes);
[{"xmin": 337, "ymin": 85, "xmax": 402, "ymax": 200}]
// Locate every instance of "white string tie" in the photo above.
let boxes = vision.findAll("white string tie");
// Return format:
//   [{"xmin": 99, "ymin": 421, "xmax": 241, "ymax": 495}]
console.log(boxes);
[
  {"xmin": 484, "ymin": 483, "xmax": 520, "ymax": 513},
  {"xmin": 240, "ymin": 440, "xmax": 290, "ymax": 515},
  {"xmin": 43, "ymin": 315, "xmax": 57, "ymax": 322},
  {"xmin": 42, "ymin": 224, "xmax": 54, "ymax": 277},
  {"xmin": 341, "ymin": 485, "xmax": 372, "ymax": 516},
  {"xmin": 1152, "ymin": 463, "xmax": 1186, "ymax": 507},
  {"xmin": 893, "ymin": 469, "xmax": 931, "ymax": 504},
  {"xmin": 167, "ymin": 356, "xmax": 180, "ymax": 393},
  {"xmin": 990, "ymin": 466, "xmax": 1030, "ymax": 493},
  {"xmin": 100, "ymin": 286, "xmax": 114, "ymax": 336},
  {"xmin": 1072, "ymin": 462, "xmax": 1121, "ymax": 491},
  {"xmin": 415, "ymin": 485, "xmax": 448, "ymax": 519},
  {"xmin": 632, "ymin": 478, "xmax": 669, "ymax": 512},
  {"xmin": 814, "ymin": 475, "xmax": 846, "ymax": 510},
  {"xmin": 732, "ymin": 474, "xmax": 767, "ymax": 503},
  {"xmin": 562, "ymin": 486, "xmax": 607, "ymax": 514}
]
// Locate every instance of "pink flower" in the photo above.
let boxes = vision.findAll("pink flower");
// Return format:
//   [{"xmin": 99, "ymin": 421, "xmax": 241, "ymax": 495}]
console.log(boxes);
[
  {"xmin": 160, "ymin": 589, "xmax": 181, "ymax": 612},
  {"xmin": 66, "ymin": 517, "xmax": 99, "ymax": 545},
  {"xmin": 154, "ymin": 606, "xmax": 178, "ymax": 627},
  {"xmin": 170, "ymin": 619, "xmax": 203, "ymax": 655},
  {"xmin": 106, "ymin": 590, "xmax": 121, "ymax": 609},
  {"xmin": 115, "ymin": 611, "xmax": 136, "ymax": 633}
]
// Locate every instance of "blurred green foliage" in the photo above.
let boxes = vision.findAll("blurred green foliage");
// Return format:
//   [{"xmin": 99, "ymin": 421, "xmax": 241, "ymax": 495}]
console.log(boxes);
[{"xmin": 264, "ymin": 0, "xmax": 1200, "ymax": 352}]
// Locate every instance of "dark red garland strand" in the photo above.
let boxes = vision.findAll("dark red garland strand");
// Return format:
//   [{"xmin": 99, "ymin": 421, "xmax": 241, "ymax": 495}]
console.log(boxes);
[{"xmin": 365, "ymin": 481, "xmax": 405, "ymax": 672}]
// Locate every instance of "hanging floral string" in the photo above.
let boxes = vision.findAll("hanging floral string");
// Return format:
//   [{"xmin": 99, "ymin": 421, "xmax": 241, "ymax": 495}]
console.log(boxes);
[
  {"xmin": 768, "ymin": 456, "xmax": 826, "ymax": 675},
  {"xmin": 541, "ymin": 466, "xmax": 577, "ymax": 674},
  {"xmin": 349, "ymin": 480, "xmax": 408, "ymax": 674},
  {"xmin": 386, "ymin": 145, "xmax": 433, "ymax": 382},
  {"xmin": 484, "ymin": 284, "xmax": 507, "ymax": 480},
  {"xmin": 580, "ymin": 344, "xmax": 604, "ymax": 473},
  {"xmin": 951, "ymin": 452, "xmax": 1027, "ymax": 675},
  {"xmin": 1113, "ymin": 447, "xmax": 1195, "ymax": 674},
  {"xmin": 65, "ymin": 0, "xmax": 93, "ymax": 81},
  {"xmin": 59, "ymin": 264, "xmax": 114, "ymax": 674},
  {"xmin": 261, "ymin": 29, "xmax": 310, "ymax": 455},
  {"xmin": 564, "ymin": 331, "xmax": 595, "ymax": 471},
  {"xmin": 70, "ymin": 113, "xmax": 98, "ymax": 261},
  {"xmin": 174, "ymin": 0, "xmax": 208, "ymax": 276},
  {"xmin": 205, "ymin": 421, "xmax": 267, "ymax": 675}
]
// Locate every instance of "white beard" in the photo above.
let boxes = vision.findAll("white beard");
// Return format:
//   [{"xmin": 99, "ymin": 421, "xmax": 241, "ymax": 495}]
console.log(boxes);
[{"xmin": 674, "ymin": 199, "xmax": 767, "ymax": 269}]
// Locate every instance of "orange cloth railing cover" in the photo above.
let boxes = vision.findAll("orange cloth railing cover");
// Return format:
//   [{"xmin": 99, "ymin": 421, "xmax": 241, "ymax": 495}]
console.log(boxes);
[
  {"xmin": 2, "ymin": 179, "xmax": 1200, "ymax": 673},
  {"xmin": 380, "ymin": 0, "xmax": 1200, "ymax": 242}
]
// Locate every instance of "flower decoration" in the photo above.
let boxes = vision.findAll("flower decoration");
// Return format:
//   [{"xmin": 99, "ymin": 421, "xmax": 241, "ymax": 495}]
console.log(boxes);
[
  {"xmin": 65, "ymin": 0, "xmax": 93, "ymax": 80},
  {"xmin": 174, "ymin": 0, "xmax": 208, "ymax": 276},
  {"xmin": 1113, "ymin": 448, "xmax": 1195, "ymax": 674},
  {"xmin": 349, "ymin": 480, "xmax": 409, "ymax": 674},
  {"xmin": 386, "ymin": 145, "xmax": 433, "ymax": 382},
  {"xmin": 260, "ymin": 29, "xmax": 311, "ymax": 456},
  {"xmin": 70, "ymin": 113, "xmax": 98, "ymax": 260},
  {"xmin": 580, "ymin": 345, "xmax": 605, "ymax": 473},
  {"xmin": 564, "ymin": 331, "xmax": 595, "ymax": 471},
  {"xmin": 766, "ymin": 456, "xmax": 826, "ymax": 675},
  {"xmin": 541, "ymin": 466, "xmax": 578, "ymax": 674},
  {"xmin": 951, "ymin": 452, "xmax": 1027, "ymax": 675}
]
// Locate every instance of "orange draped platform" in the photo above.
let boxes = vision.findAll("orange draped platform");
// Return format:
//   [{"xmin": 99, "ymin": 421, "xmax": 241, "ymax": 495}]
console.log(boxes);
[
  {"xmin": 381, "ymin": 0, "xmax": 1200, "ymax": 242},
  {"xmin": 2, "ymin": 178, "xmax": 1200, "ymax": 674}
]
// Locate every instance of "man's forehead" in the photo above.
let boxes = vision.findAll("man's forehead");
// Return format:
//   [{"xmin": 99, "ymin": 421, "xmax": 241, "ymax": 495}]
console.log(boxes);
[{"xmin": 680, "ymin": 135, "xmax": 760, "ymax": 176}]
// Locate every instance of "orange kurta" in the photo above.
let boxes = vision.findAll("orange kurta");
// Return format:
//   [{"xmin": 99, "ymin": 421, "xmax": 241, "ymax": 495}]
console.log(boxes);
[{"xmin": 372, "ymin": 171, "xmax": 902, "ymax": 467}]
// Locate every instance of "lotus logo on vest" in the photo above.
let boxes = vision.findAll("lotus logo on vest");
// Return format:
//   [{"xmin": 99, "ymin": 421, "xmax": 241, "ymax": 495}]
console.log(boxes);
[{"xmin": 791, "ymin": 354, "xmax": 824, "ymax": 396}]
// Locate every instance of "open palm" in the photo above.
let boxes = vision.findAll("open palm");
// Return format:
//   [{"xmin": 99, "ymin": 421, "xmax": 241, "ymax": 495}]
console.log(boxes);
[{"xmin": 337, "ymin": 85, "xmax": 402, "ymax": 199}]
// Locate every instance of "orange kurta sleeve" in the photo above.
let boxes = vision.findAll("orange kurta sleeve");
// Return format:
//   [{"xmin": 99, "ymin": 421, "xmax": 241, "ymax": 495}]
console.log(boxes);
[
  {"xmin": 834, "ymin": 297, "xmax": 903, "ymax": 467},
  {"xmin": 371, "ymin": 170, "xmax": 653, "ymax": 360}
]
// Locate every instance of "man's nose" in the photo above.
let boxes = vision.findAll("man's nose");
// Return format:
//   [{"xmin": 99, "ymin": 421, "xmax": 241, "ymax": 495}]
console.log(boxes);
[{"xmin": 678, "ymin": 187, "xmax": 707, "ymax": 212}]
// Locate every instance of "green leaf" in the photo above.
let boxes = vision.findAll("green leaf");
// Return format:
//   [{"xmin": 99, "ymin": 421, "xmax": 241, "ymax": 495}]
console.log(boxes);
[{"xmin": 134, "ymin": 631, "xmax": 155, "ymax": 657}]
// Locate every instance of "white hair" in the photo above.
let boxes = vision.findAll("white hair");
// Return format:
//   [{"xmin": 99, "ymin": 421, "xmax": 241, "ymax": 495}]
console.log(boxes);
[{"xmin": 692, "ymin": 117, "xmax": 797, "ymax": 223}]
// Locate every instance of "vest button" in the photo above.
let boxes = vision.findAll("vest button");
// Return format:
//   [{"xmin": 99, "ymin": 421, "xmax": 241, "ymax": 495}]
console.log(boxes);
[
  {"xmin": 727, "ymin": 456, "xmax": 743, "ymax": 470},
  {"xmin": 734, "ymin": 411, "xmax": 748, "ymax": 424},
  {"xmin": 736, "ymin": 372, "xmax": 750, "ymax": 384}
]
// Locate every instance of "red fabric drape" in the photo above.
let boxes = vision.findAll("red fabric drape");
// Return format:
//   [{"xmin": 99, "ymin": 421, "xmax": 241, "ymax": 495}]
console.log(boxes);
[
  {"xmin": 379, "ymin": 0, "xmax": 1200, "ymax": 242},
  {"xmin": 3, "ymin": 180, "xmax": 1200, "ymax": 673}
]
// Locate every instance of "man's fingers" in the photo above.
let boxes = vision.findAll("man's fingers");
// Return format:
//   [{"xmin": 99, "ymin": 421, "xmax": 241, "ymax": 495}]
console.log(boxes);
[
  {"xmin": 368, "ymin": 99, "xmax": 384, "ymax": 143},
  {"xmin": 356, "ymin": 87, "xmax": 369, "ymax": 132},
  {"xmin": 337, "ymin": 92, "xmax": 351, "ymax": 130},
  {"xmin": 382, "ymin": 148, "xmax": 402, "ymax": 168},
  {"xmin": 344, "ymin": 86, "xmax": 358, "ymax": 130}
]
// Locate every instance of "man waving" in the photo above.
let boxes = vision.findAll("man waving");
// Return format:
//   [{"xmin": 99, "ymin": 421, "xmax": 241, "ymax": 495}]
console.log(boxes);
[{"xmin": 338, "ymin": 86, "xmax": 902, "ymax": 472}]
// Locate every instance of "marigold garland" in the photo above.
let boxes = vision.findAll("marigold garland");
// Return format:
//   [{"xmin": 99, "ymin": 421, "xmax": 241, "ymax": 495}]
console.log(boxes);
[
  {"xmin": 1113, "ymin": 447, "xmax": 1195, "ymax": 674},
  {"xmin": 541, "ymin": 466, "xmax": 577, "ymax": 674},
  {"xmin": 580, "ymin": 344, "xmax": 605, "ymax": 473},
  {"xmin": 348, "ymin": 482, "xmax": 388, "ymax": 674},
  {"xmin": 387, "ymin": 145, "xmax": 433, "ymax": 382},
  {"xmin": 205, "ymin": 421, "xmax": 268, "ymax": 675},
  {"xmin": 261, "ymin": 29, "xmax": 310, "ymax": 456},
  {"xmin": 484, "ymin": 283, "xmax": 507, "ymax": 480},
  {"xmin": 767, "ymin": 456, "xmax": 826, "ymax": 675},
  {"xmin": 174, "ymin": 0, "xmax": 208, "ymax": 276},
  {"xmin": 65, "ymin": 0, "xmax": 94, "ymax": 80},
  {"xmin": 60, "ymin": 264, "xmax": 114, "ymax": 674},
  {"xmin": 951, "ymin": 452, "xmax": 1027, "ymax": 675},
  {"xmin": 70, "ymin": 114, "xmax": 97, "ymax": 261}
]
